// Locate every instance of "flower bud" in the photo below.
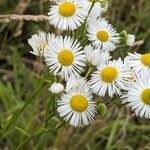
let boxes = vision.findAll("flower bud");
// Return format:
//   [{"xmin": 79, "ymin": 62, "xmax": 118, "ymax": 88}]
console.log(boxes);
[
  {"xmin": 119, "ymin": 30, "xmax": 135, "ymax": 46},
  {"xmin": 49, "ymin": 82, "xmax": 64, "ymax": 94},
  {"xmin": 97, "ymin": 103, "xmax": 107, "ymax": 116}
]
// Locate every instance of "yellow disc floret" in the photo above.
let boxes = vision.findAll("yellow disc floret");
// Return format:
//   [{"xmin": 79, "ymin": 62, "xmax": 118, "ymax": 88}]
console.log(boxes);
[
  {"xmin": 141, "ymin": 53, "xmax": 150, "ymax": 67},
  {"xmin": 100, "ymin": 66, "xmax": 118, "ymax": 83},
  {"xmin": 59, "ymin": 2, "xmax": 76, "ymax": 17},
  {"xmin": 141, "ymin": 88, "xmax": 150, "ymax": 105},
  {"xmin": 58, "ymin": 49, "xmax": 74, "ymax": 66},
  {"xmin": 97, "ymin": 30, "xmax": 109, "ymax": 42},
  {"xmin": 70, "ymin": 95, "xmax": 88, "ymax": 112}
]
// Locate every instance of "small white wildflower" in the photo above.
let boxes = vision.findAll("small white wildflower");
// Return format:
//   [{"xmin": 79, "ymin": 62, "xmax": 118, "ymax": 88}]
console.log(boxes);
[
  {"xmin": 45, "ymin": 36, "xmax": 86, "ymax": 80},
  {"xmin": 48, "ymin": 0, "xmax": 88, "ymax": 30},
  {"xmin": 90, "ymin": 58, "xmax": 132, "ymax": 97},
  {"xmin": 122, "ymin": 76, "xmax": 150, "ymax": 119},
  {"xmin": 28, "ymin": 32, "xmax": 56, "ymax": 57},
  {"xmin": 87, "ymin": 18, "xmax": 120, "ymax": 51},
  {"xmin": 125, "ymin": 52, "xmax": 150, "ymax": 77},
  {"xmin": 57, "ymin": 79, "xmax": 96, "ymax": 127},
  {"xmin": 28, "ymin": 32, "xmax": 48, "ymax": 57}
]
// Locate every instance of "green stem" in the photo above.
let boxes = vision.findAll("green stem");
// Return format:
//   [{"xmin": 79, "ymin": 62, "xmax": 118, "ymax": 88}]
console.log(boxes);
[
  {"xmin": 6, "ymin": 83, "xmax": 46, "ymax": 131},
  {"xmin": 45, "ymin": 112, "xmax": 57, "ymax": 123},
  {"xmin": 105, "ymin": 113, "xmax": 120, "ymax": 150},
  {"xmin": 16, "ymin": 126, "xmax": 43, "ymax": 150},
  {"xmin": 52, "ymin": 95, "xmax": 55, "ymax": 113},
  {"xmin": 45, "ymin": 98, "xmax": 52, "ymax": 118},
  {"xmin": 44, "ymin": 79, "xmax": 52, "ymax": 83},
  {"xmin": 44, "ymin": 121, "xmax": 66, "ymax": 134},
  {"xmin": 16, "ymin": 112, "xmax": 57, "ymax": 150},
  {"xmin": 85, "ymin": 66, "xmax": 93, "ymax": 78},
  {"xmin": 0, "ymin": 82, "xmax": 46, "ymax": 142},
  {"xmin": 54, "ymin": 76, "xmax": 57, "ymax": 82}
]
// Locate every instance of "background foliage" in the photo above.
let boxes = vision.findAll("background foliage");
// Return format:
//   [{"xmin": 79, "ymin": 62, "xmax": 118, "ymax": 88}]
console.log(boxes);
[{"xmin": 0, "ymin": 0, "xmax": 150, "ymax": 149}]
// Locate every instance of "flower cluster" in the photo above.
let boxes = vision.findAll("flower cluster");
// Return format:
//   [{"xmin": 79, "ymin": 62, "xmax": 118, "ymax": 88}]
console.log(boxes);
[{"xmin": 28, "ymin": 0, "xmax": 150, "ymax": 127}]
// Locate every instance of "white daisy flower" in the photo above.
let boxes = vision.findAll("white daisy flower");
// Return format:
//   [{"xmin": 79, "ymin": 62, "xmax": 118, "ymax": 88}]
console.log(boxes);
[
  {"xmin": 127, "ymin": 34, "xmax": 135, "ymax": 46},
  {"xmin": 57, "ymin": 81, "xmax": 96, "ymax": 127},
  {"xmin": 48, "ymin": 0, "xmax": 88, "ymax": 30},
  {"xmin": 49, "ymin": 82, "xmax": 64, "ymax": 94},
  {"xmin": 45, "ymin": 36, "xmax": 86, "ymax": 80},
  {"xmin": 28, "ymin": 32, "xmax": 56, "ymax": 57},
  {"xmin": 87, "ymin": 18, "xmax": 120, "ymax": 51},
  {"xmin": 125, "ymin": 52, "xmax": 150, "ymax": 77},
  {"xmin": 90, "ymin": 58, "xmax": 133, "ymax": 97},
  {"xmin": 84, "ymin": 45, "xmax": 111, "ymax": 66},
  {"xmin": 122, "ymin": 77, "xmax": 150, "ymax": 118}
]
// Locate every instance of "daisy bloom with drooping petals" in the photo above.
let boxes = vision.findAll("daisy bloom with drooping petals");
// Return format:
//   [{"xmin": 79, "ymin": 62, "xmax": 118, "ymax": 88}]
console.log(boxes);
[
  {"xmin": 28, "ymin": 32, "xmax": 56, "ymax": 57},
  {"xmin": 125, "ymin": 52, "xmax": 150, "ymax": 77},
  {"xmin": 57, "ymin": 79, "xmax": 96, "ymax": 127},
  {"xmin": 122, "ymin": 77, "xmax": 150, "ymax": 118},
  {"xmin": 84, "ymin": 45, "xmax": 111, "ymax": 66},
  {"xmin": 87, "ymin": 18, "xmax": 120, "ymax": 51},
  {"xmin": 45, "ymin": 36, "xmax": 86, "ymax": 80},
  {"xmin": 48, "ymin": 0, "xmax": 88, "ymax": 30},
  {"xmin": 28, "ymin": 32, "xmax": 48, "ymax": 57},
  {"xmin": 90, "ymin": 58, "xmax": 133, "ymax": 97}
]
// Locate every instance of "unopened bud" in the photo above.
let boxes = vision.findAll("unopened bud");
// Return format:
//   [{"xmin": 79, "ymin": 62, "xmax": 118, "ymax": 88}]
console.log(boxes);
[{"xmin": 97, "ymin": 103, "xmax": 107, "ymax": 116}]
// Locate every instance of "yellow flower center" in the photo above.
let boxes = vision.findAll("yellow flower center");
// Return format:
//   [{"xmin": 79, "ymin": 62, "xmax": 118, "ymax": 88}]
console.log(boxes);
[
  {"xmin": 100, "ymin": 67, "xmax": 118, "ymax": 83},
  {"xmin": 97, "ymin": 30, "xmax": 109, "ymax": 42},
  {"xmin": 141, "ymin": 88, "xmax": 150, "ymax": 105},
  {"xmin": 70, "ymin": 95, "xmax": 88, "ymax": 112},
  {"xmin": 141, "ymin": 53, "xmax": 150, "ymax": 67},
  {"xmin": 59, "ymin": 2, "xmax": 76, "ymax": 17},
  {"xmin": 58, "ymin": 49, "xmax": 74, "ymax": 66}
]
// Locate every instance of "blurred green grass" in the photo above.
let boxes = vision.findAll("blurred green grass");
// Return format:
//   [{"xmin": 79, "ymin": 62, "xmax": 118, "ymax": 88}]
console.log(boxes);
[{"xmin": 0, "ymin": 0, "xmax": 150, "ymax": 149}]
